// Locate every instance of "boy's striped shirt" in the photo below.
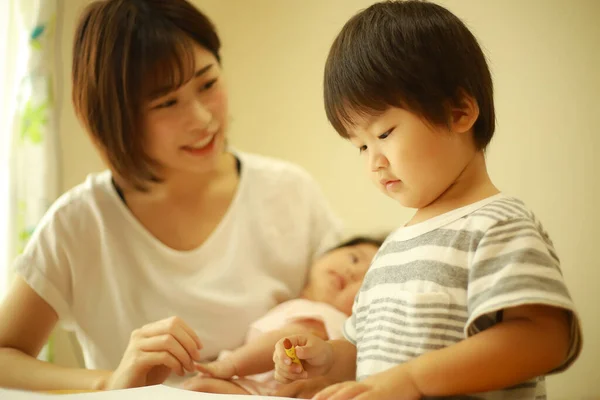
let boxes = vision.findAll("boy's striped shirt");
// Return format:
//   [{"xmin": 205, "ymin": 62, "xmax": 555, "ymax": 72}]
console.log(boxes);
[{"xmin": 344, "ymin": 194, "xmax": 581, "ymax": 400}]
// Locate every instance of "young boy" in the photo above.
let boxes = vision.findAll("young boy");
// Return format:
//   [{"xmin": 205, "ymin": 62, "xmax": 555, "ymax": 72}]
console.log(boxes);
[
  {"xmin": 273, "ymin": 1, "xmax": 582, "ymax": 399},
  {"xmin": 182, "ymin": 236, "xmax": 383, "ymax": 396}
]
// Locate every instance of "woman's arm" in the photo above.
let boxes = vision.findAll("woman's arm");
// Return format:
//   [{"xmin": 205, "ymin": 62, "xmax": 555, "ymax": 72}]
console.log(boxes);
[
  {"xmin": 0, "ymin": 277, "xmax": 111, "ymax": 390},
  {"xmin": 1, "ymin": 277, "xmax": 207, "ymax": 391}
]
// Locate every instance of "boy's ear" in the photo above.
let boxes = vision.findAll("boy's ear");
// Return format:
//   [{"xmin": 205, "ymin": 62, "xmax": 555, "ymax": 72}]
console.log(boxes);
[{"xmin": 449, "ymin": 90, "xmax": 479, "ymax": 134}]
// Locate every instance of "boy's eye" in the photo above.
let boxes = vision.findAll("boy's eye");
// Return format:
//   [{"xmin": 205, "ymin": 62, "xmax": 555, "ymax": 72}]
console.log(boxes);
[
  {"xmin": 350, "ymin": 253, "xmax": 359, "ymax": 264},
  {"xmin": 378, "ymin": 128, "xmax": 394, "ymax": 139},
  {"xmin": 359, "ymin": 145, "xmax": 367, "ymax": 153}
]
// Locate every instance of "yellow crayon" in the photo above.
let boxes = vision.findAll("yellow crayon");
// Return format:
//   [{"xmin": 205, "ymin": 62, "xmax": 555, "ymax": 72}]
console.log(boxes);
[{"xmin": 283, "ymin": 338, "xmax": 302, "ymax": 365}]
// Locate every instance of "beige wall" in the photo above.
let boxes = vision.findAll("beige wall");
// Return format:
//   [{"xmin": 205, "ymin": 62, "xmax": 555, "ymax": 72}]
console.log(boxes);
[{"xmin": 55, "ymin": 0, "xmax": 599, "ymax": 398}]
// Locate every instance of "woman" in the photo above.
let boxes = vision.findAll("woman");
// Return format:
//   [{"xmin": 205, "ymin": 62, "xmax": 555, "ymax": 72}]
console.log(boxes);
[{"xmin": 0, "ymin": 0, "xmax": 341, "ymax": 391}]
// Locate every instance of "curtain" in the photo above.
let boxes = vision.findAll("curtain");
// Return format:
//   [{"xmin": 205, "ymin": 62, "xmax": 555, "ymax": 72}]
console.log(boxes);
[{"xmin": 1, "ymin": 0, "xmax": 61, "ymax": 362}]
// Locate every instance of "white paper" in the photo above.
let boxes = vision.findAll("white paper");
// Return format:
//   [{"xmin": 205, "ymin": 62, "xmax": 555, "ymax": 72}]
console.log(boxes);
[{"xmin": 0, "ymin": 385, "xmax": 293, "ymax": 399}]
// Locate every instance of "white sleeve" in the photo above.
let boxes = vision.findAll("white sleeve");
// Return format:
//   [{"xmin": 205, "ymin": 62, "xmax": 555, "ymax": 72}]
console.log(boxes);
[
  {"xmin": 342, "ymin": 296, "xmax": 360, "ymax": 345},
  {"xmin": 12, "ymin": 201, "xmax": 75, "ymax": 329}
]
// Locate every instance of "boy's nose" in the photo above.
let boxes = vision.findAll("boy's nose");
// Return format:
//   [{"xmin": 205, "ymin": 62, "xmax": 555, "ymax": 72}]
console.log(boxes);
[{"xmin": 370, "ymin": 151, "xmax": 388, "ymax": 172}]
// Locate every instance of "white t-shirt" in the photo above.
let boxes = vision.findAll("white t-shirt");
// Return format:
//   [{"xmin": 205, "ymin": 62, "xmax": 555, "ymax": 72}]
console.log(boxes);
[{"xmin": 13, "ymin": 152, "xmax": 342, "ymax": 378}]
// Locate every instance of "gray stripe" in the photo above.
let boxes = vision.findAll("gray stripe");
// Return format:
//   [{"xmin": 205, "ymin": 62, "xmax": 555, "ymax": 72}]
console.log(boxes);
[
  {"xmin": 484, "ymin": 202, "xmax": 528, "ymax": 218},
  {"xmin": 485, "ymin": 218, "xmax": 559, "ymax": 262},
  {"xmin": 479, "ymin": 232, "xmax": 548, "ymax": 248},
  {"xmin": 356, "ymin": 306, "xmax": 468, "ymax": 325},
  {"xmin": 357, "ymin": 297, "xmax": 468, "ymax": 312},
  {"xmin": 474, "ymin": 206, "xmax": 514, "ymax": 220},
  {"xmin": 489, "ymin": 217, "xmax": 533, "ymax": 230},
  {"xmin": 469, "ymin": 275, "xmax": 571, "ymax": 312},
  {"xmin": 484, "ymin": 223, "xmax": 537, "ymax": 238},
  {"xmin": 362, "ymin": 326, "xmax": 463, "ymax": 342},
  {"xmin": 379, "ymin": 229, "xmax": 483, "ymax": 255},
  {"xmin": 497, "ymin": 196, "xmax": 526, "ymax": 206},
  {"xmin": 490, "ymin": 200, "xmax": 529, "ymax": 216},
  {"xmin": 357, "ymin": 314, "xmax": 466, "ymax": 334},
  {"xmin": 360, "ymin": 333, "xmax": 459, "ymax": 350},
  {"xmin": 537, "ymin": 230, "xmax": 559, "ymax": 262},
  {"xmin": 470, "ymin": 211, "xmax": 504, "ymax": 222},
  {"xmin": 470, "ymin": 248, "xmax": 559, "ymax": 282},
  {"xmin": 547, "ymin": 247, "xmax": 559, "ymax": 264},
  {"xmin": 494, "ymin": 198, "xmax": 528, "ymax": 214},
  {"xmin": 359, "ymin": 338, "xmax": 446, "ymax": 354},
  {"xmin": 361, "ymin": 261, "xmax": 468, "ymax": 291},
  {"xmin": 357, "ymin": 351, "xmax": 417, "ymax": 365}
]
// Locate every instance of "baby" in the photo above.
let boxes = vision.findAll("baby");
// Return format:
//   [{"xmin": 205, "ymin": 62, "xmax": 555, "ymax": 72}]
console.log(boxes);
[{"xmin": 182, "ymin": 236, "xmax": 383, "ymax": 396}]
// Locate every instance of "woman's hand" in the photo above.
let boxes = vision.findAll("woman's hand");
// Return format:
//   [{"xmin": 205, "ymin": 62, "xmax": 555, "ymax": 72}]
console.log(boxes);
[{"xmin": 104, "ymin": 316, "xmax": 202, "ymax": 389}]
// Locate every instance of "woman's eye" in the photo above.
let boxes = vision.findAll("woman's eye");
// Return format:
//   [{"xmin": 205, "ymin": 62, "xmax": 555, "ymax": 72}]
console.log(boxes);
[
  {"xmin": 201, "ymin": 78, "xmax": 218, "ymax": 91},
  {"xmin": 156, "ymin": 99, "xmax": 177, "ymax": 109}
]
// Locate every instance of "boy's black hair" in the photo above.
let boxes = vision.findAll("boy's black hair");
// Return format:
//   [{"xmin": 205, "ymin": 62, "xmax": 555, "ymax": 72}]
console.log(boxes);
[{"xmin": 324, "ymin": 0, "xmax": 495, "ymax": 150}]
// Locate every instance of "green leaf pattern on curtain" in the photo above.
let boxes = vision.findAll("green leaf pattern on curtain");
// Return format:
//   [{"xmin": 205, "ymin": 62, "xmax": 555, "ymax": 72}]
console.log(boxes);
[{"xmin": 12, "ymin": 0, "xmax": 60, "ymax": 363}]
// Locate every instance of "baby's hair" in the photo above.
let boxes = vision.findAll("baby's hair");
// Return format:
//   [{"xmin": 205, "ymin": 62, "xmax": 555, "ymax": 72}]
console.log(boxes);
[
  {"xmin": 324, "ymin": 0, "xmax": 495, "ymax": 150},
  {"xmin": 331, "ymin": 235, "xmax": 387, "ymax": 252}
]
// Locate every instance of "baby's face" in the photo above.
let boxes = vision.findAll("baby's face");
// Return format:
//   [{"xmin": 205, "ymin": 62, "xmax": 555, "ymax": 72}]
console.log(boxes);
[{"xmin": 306, "ymin": 243, "xmax": 378, "ymax": 315}]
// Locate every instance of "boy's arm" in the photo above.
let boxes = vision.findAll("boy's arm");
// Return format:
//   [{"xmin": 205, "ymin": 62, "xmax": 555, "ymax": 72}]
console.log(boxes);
[
  {"xmin": 324, "ymin": 339, "xmax": 358, "ymax": 383},
  {"xmin": 400, "ymin": 217, "xmax": 576, "ymax": 397},
  {"xmin": 368, "ymin": 304, "xmax": 571, "ymax": 398}
]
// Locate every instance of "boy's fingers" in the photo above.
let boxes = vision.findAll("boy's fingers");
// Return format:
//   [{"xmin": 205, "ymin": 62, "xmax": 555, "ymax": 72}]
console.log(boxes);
[
  {"xmin": 295, "ymin": 343, "xmax": 325, "ymax": 361},
  {"xmin": 280, "ymin": 335, "xmax": 309, "ymax": 348}
]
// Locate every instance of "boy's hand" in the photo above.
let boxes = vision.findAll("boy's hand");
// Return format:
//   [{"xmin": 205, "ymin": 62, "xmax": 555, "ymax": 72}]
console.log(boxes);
[
  {"xmin": 273, "ymin": 334, "xmax": 334, "ymax": 383},
  {"xmin": 273, "ymin": 376, "xmax": 338, "ymax": 398},
  {"xmin": 312, "ymin": 365, "xmax": 421, "ymax": 400},
  {"xmin": 193, "ymin": 358, "xmax": 237, "ymax": 379}
]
